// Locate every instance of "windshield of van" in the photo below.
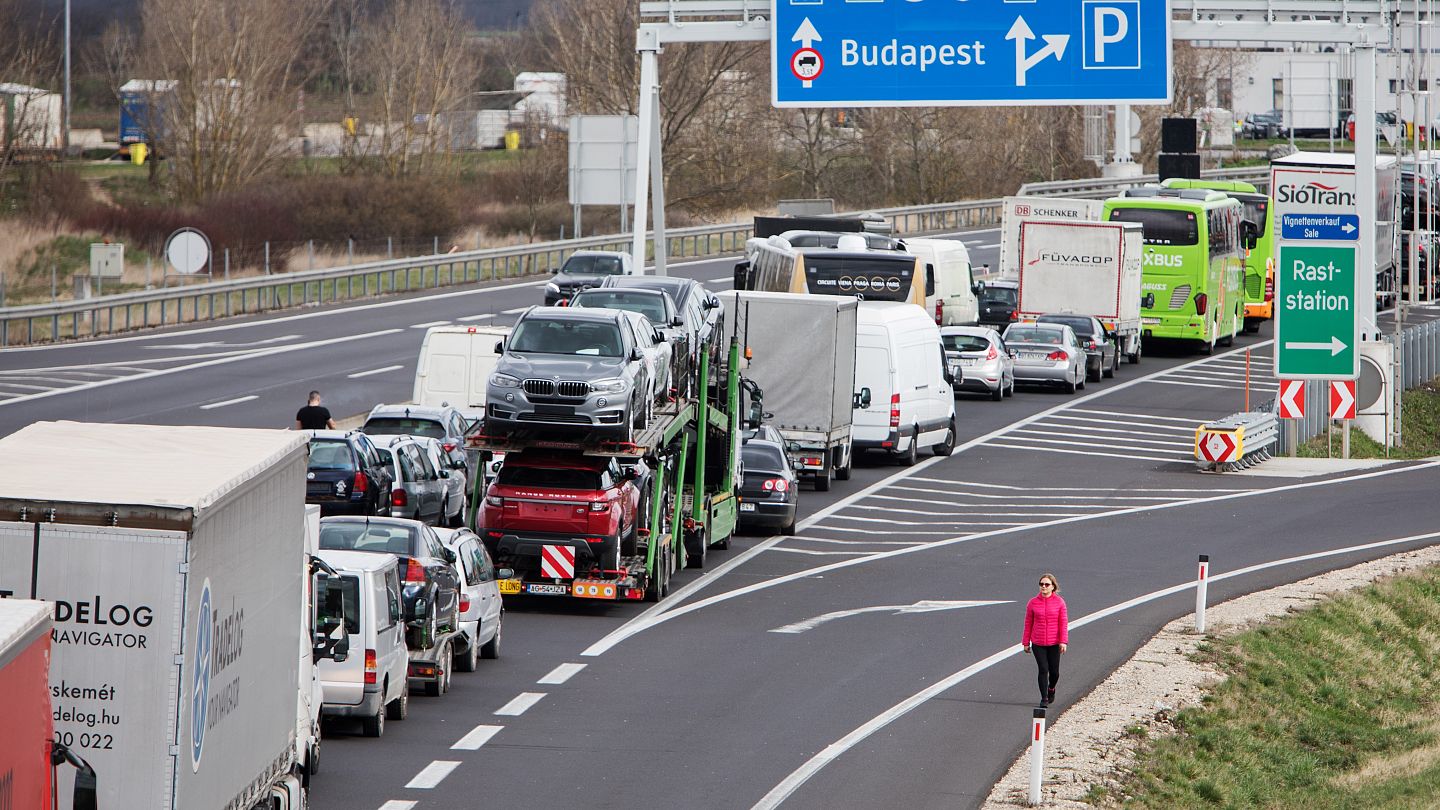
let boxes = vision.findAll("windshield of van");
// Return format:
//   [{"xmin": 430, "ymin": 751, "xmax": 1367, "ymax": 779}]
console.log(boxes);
[
  {"xmin": 509, "ymin": 318, "xmax": 624, "ymax": 357},
  {"xmin": 362, "ymin": 417, "xmax": 446, "ymax": 439},
  {"xmin": 1108, "ymin": 207, "xmax": 1199, "ymax": 246},
  {"xmin": 496, "ymin": 465, "xmax": 603, "ymax": 489},
  {"xmin": 571, "ymin": 290, "xmax": 668, "ymax": 323},
  {"xmin": 559, "ymin": 254, "xmax": 624, "ymax": 276}
]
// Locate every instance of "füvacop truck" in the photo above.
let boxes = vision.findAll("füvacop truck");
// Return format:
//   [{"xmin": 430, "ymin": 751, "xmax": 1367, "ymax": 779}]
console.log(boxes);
[
  {"xmin": 999, "ymin": 196, "xmax": 1105, "ymax": 278},
  {"xmin": 717, "ymin": 290, "xmax": 858, "ymax": 490},
  {"xmin": 0, "ymin": 421, "xmax": 327, "ymax": 810},
  {"xmin": 1014, "ymin": 219, "xmax": 1145, "ymax": 362}
]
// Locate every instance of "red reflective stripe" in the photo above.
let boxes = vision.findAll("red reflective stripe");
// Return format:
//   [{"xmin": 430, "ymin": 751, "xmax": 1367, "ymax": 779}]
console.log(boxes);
[
  {"xmin": 1034, "ymin": 721, "xmax": 1042, "ymax": 741},
  {"xmin": 1199, "ymin": 564, "xmax": 1207, "ymax": 580}
]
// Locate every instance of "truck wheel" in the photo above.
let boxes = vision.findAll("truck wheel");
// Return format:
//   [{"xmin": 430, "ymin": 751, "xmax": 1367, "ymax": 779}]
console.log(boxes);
[
  {"xmin": 481, "ymin": 616, "xmax": 502, "ymax": 659},
  {"xmin": 814, "ymin": 467, "xmax": 832, "ymax": 492},
  {"xmin": 1128, "ymin": 343, "xmax": 1142, "ymax": 364},
  {"xmin": 684, "ymin": 524, "xmax": 707, "ymax": 569},
  {"xmin": 425, "ymin": 643, "xmax": 452, "ymax": 697},
  {"xmin": 645, "ymin": 547, "xmax": 669, "ymax": 601},
  {"xmin": 385, "ymin": 682, "xmax": 408, "ymax": 721},
  {"xmin": 933, "ymin": 417, "xmax": 956, "ymax": 457},
  {"xmin": 836, "ymin": 453, "xmax": 852, "ymax": 481}
]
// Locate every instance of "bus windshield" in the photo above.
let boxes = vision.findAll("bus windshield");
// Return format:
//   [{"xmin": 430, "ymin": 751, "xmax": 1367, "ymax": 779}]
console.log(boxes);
[{"xmin": 1108, "ymin": 208, "xmax": 1199, "ymax": 246}]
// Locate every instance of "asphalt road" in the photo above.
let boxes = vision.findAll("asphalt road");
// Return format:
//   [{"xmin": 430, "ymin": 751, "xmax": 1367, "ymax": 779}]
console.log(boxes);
[{"xmin": 3, "ymin": 229, "xmax": 1438, "ymax": 810}]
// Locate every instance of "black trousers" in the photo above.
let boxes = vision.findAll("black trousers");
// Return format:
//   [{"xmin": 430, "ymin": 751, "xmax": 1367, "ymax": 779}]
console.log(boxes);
[{"xmin": 1032, "ymin": 644, "xmax": 1061, "ymax": 699}]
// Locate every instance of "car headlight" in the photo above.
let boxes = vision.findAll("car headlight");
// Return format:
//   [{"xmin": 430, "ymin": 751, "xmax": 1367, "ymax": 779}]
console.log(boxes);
[
  {"xmin": 489, "ymin": 373, "xmax": 520, "ymax": 388},
  {"xmin": 545, "ymin": 282, "xmax": 560, "ymax": 293},
  {"xmin": 591, "ymin": 378, "xmax": 628, "ymax": 394}
]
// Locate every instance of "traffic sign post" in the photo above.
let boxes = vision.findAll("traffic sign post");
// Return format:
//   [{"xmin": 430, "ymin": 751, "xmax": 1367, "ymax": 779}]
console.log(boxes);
[
  {"xmin": 771, "ymin": 0, "xmax": 1171, "ymax": 106},
  {"xmin": 1274, "ymin": 244, "xmax": 1359, "ymax": 379}
]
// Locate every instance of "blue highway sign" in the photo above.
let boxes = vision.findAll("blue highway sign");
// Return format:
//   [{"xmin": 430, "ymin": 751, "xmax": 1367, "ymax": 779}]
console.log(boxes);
[
  {"xmin": 772, "ymin": 0, "xmax": 1171, "ymax": 107},
  {"xmin": 1280, "ymin": 212, "xmax": 1361, "ymax": 241}
]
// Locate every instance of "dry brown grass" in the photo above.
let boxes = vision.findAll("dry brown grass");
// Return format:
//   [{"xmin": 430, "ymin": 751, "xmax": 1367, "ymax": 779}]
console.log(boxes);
[{"xmin": 0, "ymin": 219, "xmax": 62, "ymax": 282}]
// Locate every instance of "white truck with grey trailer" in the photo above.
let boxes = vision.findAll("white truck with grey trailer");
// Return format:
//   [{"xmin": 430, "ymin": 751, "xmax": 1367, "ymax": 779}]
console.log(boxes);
[
  {"xmin": 1013, "ymin": 219, "xmax": 1145, "ymax": 363},
  {"xmin": 718, "ymin": 290, "xmax": 858, "ymax": 491},
  {"xmin": 0, "ymin": 421, "xmax": 335, "ymax": 810}
]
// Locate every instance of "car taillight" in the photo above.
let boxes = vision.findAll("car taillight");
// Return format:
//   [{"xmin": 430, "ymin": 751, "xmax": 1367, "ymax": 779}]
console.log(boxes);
[
  {"xmin": 485, "ymin": 495, "xmax": 504, "ymax": 507},
  {"xmin": 584, "ymin": 537, "xmax": 605, "ymax": 544},
  {"xmin": 441, "ymin": 442, "xmax": 457, "ymax": 453},
  {"xmin": 1009, "ymin": 311, "xmax": 1020, "ymax": 321},
  {"xmin": 1085, "ymin": 339, "xmax": 1096, "ymax": 349},
  {"xmin": 364, "ymin": 649, "xmax": 377, "ymax": 685},
  {"xmin": 889, "ymin": 393, "xmax": 901, "ymax": 428},
  {"xmin": 986, "ymin": 344, "xmax": 998, "ymax": 361},
  {"xmin": 392, "ymin": 488, "xmax": 407, "ymax": 507},
  {"xmin": 1194, "ymin": 292, "xmax": 1208, "ymax": 316},
  {"xmin": 459, "ymin": 595, "xmax": 471, "ymax": 613},
  {"xmin": 1046, "ymin": 350, "xmax": 1067, "ymax": 361},
  {"xmin": 763, "ymin": 478, "xmax": 789, "ymax": 493},
  {"xmin": 589, "ymin": 501, "xmax": 608, "ymax": 512},
  {"xmin": 934, "ymin": 299, "xmax": 944, "ymax": 324},
  {"xmin": 353, "ymin": 471, "xmax": 368, "ymax": 494},
  {"xmin": 404, "ymin": 559, "xmax": 427, "ymax": 583}
]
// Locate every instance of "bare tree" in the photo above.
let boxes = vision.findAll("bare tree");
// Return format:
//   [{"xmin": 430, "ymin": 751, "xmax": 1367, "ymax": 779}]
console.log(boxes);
[
  {"xmin": 83, "ymin": 21, "xmax": 137, "ymax": 102},
  {"xmin": 0, "ymin": 0, "xmax": 58, "ymax": 189},
  {"xmin": 137, "ymin": 0, "xmax": 330, "ymax": 199}
]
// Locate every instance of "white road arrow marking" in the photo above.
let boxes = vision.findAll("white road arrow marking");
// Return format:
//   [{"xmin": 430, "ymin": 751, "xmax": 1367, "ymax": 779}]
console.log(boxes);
[
  {"xmin": 1006, "ymin": 16, "xmax": 1069, "ymax": 87},
  {"xmin": 791, "ymin": 17, "xmax": 821, "ymax": 49},
  {"xmin": 769, "ymin": 599, "xmax": 1010, "ymax": 635},
  {"xmin": 1285, "ymin": 336, "xmax": 1347, "ymax": 356}
]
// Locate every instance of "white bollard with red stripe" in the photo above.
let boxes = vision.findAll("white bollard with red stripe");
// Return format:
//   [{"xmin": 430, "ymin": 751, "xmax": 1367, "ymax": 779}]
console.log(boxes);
[
  {"xmin": 1195, "ymin": 554, "xmax": 1210, "ymax": 634},
  {"xmin": 1028, "ymin": 707, "xmax": 1046, "ymax": 806}
]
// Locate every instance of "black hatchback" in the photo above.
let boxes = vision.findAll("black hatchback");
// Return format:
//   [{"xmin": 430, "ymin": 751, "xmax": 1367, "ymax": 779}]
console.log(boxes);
[
  {"xmin": 738, "ymin": 439, "xmax": 798, "ymax": 536},
  {"xmin": 305, "ymin": 430, "xmax": 395, "ymax": 517},
  {"xmin": 977, "ymin": 280, "xmax": 1020, "ymax": 329}
]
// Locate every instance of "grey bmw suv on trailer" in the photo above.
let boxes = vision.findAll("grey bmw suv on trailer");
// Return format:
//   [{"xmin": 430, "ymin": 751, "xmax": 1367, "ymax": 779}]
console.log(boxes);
[{"xmin": 485, "ymin": 307, "xmax": 652, "ymax": 440}]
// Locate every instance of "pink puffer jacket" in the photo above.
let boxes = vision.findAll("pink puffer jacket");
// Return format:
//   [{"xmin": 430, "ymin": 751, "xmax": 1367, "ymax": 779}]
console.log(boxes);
[{"xmin": 1022, "ymin": 593, "xmax": 1069, "ymax": 647}]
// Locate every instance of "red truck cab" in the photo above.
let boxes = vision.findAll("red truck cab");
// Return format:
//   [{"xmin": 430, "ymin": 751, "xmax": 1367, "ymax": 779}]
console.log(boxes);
[{"xmin": 480, "ymin": 450, "xmax": 643, "ymax": 578}]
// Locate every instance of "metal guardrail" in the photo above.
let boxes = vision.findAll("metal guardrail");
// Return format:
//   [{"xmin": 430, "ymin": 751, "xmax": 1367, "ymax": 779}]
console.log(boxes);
[
  {"xmin": 0, "ymin": 171, "xmax": 1263, "ymax": 347},
  {"xmin": 1195, "ymin": 411, "xmax": 1278, "ymax": 472}
]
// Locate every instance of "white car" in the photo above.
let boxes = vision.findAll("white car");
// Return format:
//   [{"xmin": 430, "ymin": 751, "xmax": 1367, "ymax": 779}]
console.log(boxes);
[
  {"xmin": 435, "ymin": 527, "xmax": 508, "ymax": 672},
  {"xmin": 315, "ymin": 550, "xmax": 410, "ymax": 737},
  {"xmin": 414, "ymin": 436, "xmax": 467, "ymax": 527},
  {"xmin": 618, "ymin": 309, "xmax": 674, "ymax": 406}
]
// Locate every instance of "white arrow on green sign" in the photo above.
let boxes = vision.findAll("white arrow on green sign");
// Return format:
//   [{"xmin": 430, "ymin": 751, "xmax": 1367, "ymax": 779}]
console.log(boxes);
[{"xmin": 1274, "ymin": 244, "xmax": 1358, "ymax": 379}]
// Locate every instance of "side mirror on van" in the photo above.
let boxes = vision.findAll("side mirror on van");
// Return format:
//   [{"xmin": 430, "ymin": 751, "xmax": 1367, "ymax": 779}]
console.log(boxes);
[
  {"xmin": 630, "ymin": 347, "xmax": 644, "ymax": 362},
  {"xmin": 671, "ymin": 316, "xmax": 684, "ymax": 327},
  {"xmin": 854, "ymin": 387, "xmax": 872, "ymax": 410},
  {"xmin": 1241, "ymin": 220, "xmax": 1259, "ymax": 250},
  {"xmin": 925, "ymin": 264, "xmax": 937, "ymax": 298},
  {"xmin": 972, "ymin": 280, "xmax": 986, "ymax": 295}
]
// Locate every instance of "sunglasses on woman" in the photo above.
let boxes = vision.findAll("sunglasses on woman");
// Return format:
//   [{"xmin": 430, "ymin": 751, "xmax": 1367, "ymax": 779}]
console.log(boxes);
[{"xmin": 1038, "ymin": 582, "xmax": 1053, "ymax": 588}]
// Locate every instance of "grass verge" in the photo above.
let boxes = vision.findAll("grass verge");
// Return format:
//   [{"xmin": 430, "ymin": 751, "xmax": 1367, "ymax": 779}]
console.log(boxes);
[
  {"xmin": 1111, "ymin": 566, "xmax": 1440, "ymax": 807},
  {"xmin": 1296, "ymin": 377, "xmax": 1440, "ymax": 459}
]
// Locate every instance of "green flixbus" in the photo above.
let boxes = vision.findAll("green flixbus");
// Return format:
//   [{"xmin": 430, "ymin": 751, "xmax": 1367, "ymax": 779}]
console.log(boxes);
[
  {"xmin": 1103, "ymin": 188, "xmax": 1253, "ymax": 353},
  {"xmin": 1160, "ymin": 178, "xmax": 1276, "ymax": 333}
]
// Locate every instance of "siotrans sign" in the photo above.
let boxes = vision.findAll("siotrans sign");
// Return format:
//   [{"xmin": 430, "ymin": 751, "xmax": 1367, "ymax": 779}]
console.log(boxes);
[
  {"xmin": 1274, "ymin": 244, "xmax": 1358, "ymax": 379},
  {"xmin": 771, "ymin": 0, "xmax": 1171, "ymax": 107}
]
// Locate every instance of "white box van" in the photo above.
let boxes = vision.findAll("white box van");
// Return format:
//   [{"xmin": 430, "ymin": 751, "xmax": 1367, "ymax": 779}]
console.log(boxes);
[
  {"xmin": 853, "ymin": 303, "xmax": 957, "ymax": 464},
  {"xmin": 413, "ymin": 325, "xmax": 511, "ymax": 420},
  {"xmin": 317, "ymin": 549, "xmax": 411, "ymax": 737},
  {"xmin": 905, "ymin": 237, "xmax": 980, "ymax": 326}
]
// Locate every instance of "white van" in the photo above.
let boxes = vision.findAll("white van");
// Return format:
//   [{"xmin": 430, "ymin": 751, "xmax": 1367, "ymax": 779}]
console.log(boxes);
[
  {"xmin": 853, "ymin": 303, "xmax": 957, "ymax": 465},
  {"xmin": 413, "ymin": 325, "xmax": 511, "ymax": 420},
  {"xmin": 317, "ymin": 549, "xmax": 411, "ymax": 737},
  {"xmin": 905, "ymin": 237, "xmax": 979, "ymax": 326}
]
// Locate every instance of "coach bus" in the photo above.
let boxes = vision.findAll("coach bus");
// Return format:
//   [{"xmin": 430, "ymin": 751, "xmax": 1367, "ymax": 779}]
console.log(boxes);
[
  {"xmin": 1102, "ymin": 188, "xmax": 1251, "ymax": 353},
  {"xmin": 1161, "ymin": 178, "xmax": 1276, "ymax": 333},
  {"xmin": 739, "ymin": 233, "xmax": 926, "ymax": 305}
]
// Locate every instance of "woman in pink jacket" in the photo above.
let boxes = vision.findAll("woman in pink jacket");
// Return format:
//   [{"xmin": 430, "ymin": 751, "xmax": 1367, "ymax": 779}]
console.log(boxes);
[{"xmin": 1021, "ymin": 572, "xmax": 1069, "ymax": 707}]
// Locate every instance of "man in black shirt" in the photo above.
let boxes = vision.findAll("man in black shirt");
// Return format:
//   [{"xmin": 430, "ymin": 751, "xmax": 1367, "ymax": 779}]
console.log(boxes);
[{"xmin": 295, "ymin": 391, "xmax": 336, "ymax": 430}]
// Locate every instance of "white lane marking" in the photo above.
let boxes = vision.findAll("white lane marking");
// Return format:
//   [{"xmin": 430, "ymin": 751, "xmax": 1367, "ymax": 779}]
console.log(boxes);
[
  {"xmin": 379, "ymin": 802, "xmax": 417, "ymax": 810},
  {"xmin": 405, "ymin": 760, "xmax": 461, "ymax": 789},
  {"xmin": 410, "ymin": 320, "xmax": 451, "ymax": 329},
  {"xmin": 199, "ymin": 395, "xmax": 258, "ymax": 410},
  {"xmin": 836, "ymin": 506, "xmax": 1110, "ymax": 518},
  {"xmin": 451, "ymin": 724, "xmax": 504, "ymax": 751},
  {"xmin": 974, "ymin": 242, "xmax": 1000, "ymax": 248},
  {"xmin": 1039, "ymin": 415, "xmax": 1197, "ymax": 434},
  {"xmin": 579, "ymin": 338, "xmax": 1275, "ymax": 658},
  {"xmin": 788, "ymin": 536, "xmax": 927, "ymax": 546},
  {"xmin": 1006, "ymin": 428, "xmax": 1194, "ymax": 448},
  {"xmin": 0, "ymin": 374, "xmax": 99, "ymax": 385},
  {"xmin": 538, "ymin": 663, "xmax": 587, "ymax": 685},
  {"xmin": 0, "ymin": 329, "xmax": 404, "ymax": 409},
  {"xmin": 750, "ymin": 527, "xmax": 1440, "ymax": 809},
  {"xmin": 770, "ymin": 599, "xmax": 1010, "ymax": 634},
  {"xmin": 769, "ymin": 547, "xmax": 870, "ymax": 556},
  {"xmin": 1147, "ymin": 379, "xmax": 1237, "ymax": 390},
  {"xmin": 905, "ymin": 477, "xmax": 1244, "ymax": 493},
  {"xmin": 457, "ymin": 313, "xmax": 496, "ymax": 322},
  {"xmin": 348, "ymin": 365, "xmax": 404, "ymax": 379},
  {"xmin": 982, "ymin": 443, "xmax": 1186, "ymax": 463},
  {"xmin": 501, "ymin": 307, "xmax": 527, "ymax": 314},
  {"xmin": 0, "ymin": 382, "xmax": 56, "ymax": 391},
  {"xmin": 805, "ymin": 524, "xmax": 1009, "ymax": 534},
  {"xmin": 886, "ymin": 486, "xmax": 1187, "ymax": 501},
  {"xmin": 820, "ymin": 515, "xmax": 1026, "ymax": 527},
  {"xmin": 494, "ymin": 692, "xmax": 545, "ymax": 716},
  {"xmin": 1071, "ymin": 408, "xmax": 1216, "ymax": 424}
]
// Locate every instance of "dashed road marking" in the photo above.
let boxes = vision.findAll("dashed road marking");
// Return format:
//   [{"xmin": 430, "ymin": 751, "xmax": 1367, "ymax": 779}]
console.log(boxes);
[
  {"xmin": 457, "ymin": 313, "xmax": 496, "ymax": 322},
  {"xmin": 348, "ymin": 365, "xmax": 404, "ymax": 379},
  {"xmin": 410, "ymin": 320, "xmax": 451, "ymax": 329},
  {"xmin": 494, "ymin": 692, "xmax": 545, "ymax": 716},
  {"xmin": 451, "ymin": 724, "xmax": 503, "ymax": 750},
  {"xmin": 405, "ymin": 760, "xmax": 461, "ymax": 789},
  {"xmin": 538, "ymin": 663, "xmax": 586, "ymax": 685},
  {"xmin": 199, "ymin": 395, "xmax": 258, "ymax": 410}
]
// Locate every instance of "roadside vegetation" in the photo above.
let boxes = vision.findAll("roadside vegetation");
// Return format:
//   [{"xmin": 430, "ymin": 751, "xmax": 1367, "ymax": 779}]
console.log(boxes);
[
  {"xmin": 1296, "ymin": 377, "xmax": 1440, "ymax": 459},
  {"xmin": 1105, "ymin": 564, "xmax": 1440, "ymax": 807}
]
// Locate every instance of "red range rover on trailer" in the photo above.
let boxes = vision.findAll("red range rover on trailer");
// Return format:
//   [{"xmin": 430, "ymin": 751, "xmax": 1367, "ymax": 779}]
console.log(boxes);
[{"xmin": 479, "ymin": 450, "xmax": 646, "ymax": 593}]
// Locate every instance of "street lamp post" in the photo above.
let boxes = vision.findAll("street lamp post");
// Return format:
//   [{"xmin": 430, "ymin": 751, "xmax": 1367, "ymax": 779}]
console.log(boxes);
[{"xmin": 63, "ymin": 0, "xmax": 71, "ymax": 154}]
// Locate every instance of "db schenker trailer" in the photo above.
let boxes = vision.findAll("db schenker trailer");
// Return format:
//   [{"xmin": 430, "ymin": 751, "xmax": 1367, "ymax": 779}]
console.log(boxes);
[{"xmin": 467, "ymin": 338, "xmax": 744, "ymax": 602}]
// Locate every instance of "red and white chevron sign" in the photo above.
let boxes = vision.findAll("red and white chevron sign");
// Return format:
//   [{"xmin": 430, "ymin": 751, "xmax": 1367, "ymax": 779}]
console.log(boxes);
[
  {"xmin": 1330, "ymin": 379, "xmax": 1357, "ymax": 420},
  {"xmin": 1277, "ymin": 379, "xmax": 1305, "ymax": 420},
  {"xmin": 540, "ymin": 544, "xmax": 576, "ymax": 579},
  {"xmin": 1197, "ymin": 431, "xmax": 1240, "ymax": 463}
]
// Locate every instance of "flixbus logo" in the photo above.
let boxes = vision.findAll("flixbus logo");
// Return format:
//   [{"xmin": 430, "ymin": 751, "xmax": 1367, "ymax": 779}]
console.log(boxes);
[
  {"xmin": 1143, "ymin": 252, "xmax": 1184, "ymax": 268},
  {"xmin": 1275, "ymin": 181, "xmax": 1355, "ymax": 207}
]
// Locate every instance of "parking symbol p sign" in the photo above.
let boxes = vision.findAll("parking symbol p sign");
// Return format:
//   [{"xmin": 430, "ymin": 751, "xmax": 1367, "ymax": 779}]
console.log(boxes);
[{"xmin": 1083, "ymin": 0, "xmax": 1141, "ymax": 69}]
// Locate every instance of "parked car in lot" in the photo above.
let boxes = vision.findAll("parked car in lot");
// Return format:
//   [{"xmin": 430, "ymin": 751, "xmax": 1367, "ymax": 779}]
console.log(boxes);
[
  {"xmin": 977, "ymin": 278, "xmax": 1020, "ymax": 329},
  {"xmin": 941, "ymin": 325, "xmax": 1015, "ymax": 400},
  {"xmin": 315, "ymin": 550, "xmax": 410, "ymax": 737},
  {"xmin": 1001, "ymin": 322, "xmax": 1088, "ymax": 393},
  {"xmin": 544, "ymin": 250, "xmax": 635, "ymax": 305},
  {"xmin": 569, "ymin": 287, "xmax": 691, "ymax": 392},
  {"xmin": 370, "ymin": 434, "xmax": 456, "ymax": 526},
  {"xmin": 363, "ymin": 403, "xmax": 475, "ymax": 485},
  {"xmin": 601, "ymin": 275, "xmax": 725, "ymax": 369},
  {"xmin": 435, "ymin": 527, "xmax": 509, "ymax": 671},
  {"xmin": 1035, "ymin": 313, "xmax": 1119, "ymax": 380},
  {"xmin": 479, "ymin": 449, "xmax": 643, "ymax": 574},
  {"xmin": 305, "ymin": 430, "xmax": 395, "ymax": 517},
  {"xmin": 318, "ymin": 516, "xmax": 462, "ymax": 652},
  {"xmin": 739, "ymin": 438, "xmax": 799, "ymax": 535},
  {"xmin": 1241, "ymin": 110, "xmax": 1286, "ymax": 139},
  {"xmin": 486, "ymin": 306, "xmax": 655, "ymax": 440}
]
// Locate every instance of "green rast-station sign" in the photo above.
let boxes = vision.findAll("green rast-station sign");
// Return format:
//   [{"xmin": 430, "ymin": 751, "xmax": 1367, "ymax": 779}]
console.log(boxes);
[{"xmin": 1274, "ymin": 244, "xmax": 1358, "ymax": 379}]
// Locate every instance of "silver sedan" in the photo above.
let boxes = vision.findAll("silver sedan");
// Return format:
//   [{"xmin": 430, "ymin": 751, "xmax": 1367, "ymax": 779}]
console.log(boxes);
[
  {"xmin": 941, "ymin": 326, "xmax": 1015, "ymax": 401},
  {"xmin": 1000, "ymin": 323, "xmax": 1087, "ymax": 394}
]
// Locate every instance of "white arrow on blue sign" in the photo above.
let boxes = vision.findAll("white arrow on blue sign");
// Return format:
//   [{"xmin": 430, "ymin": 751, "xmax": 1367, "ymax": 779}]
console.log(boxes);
[
  {"xmin": 771, "ymin": 0, "xmax": 1172, "ymax": 107},
  {"xmin": 1279, "ymin": 213, "xmax": 1361, "ymax": 241}
]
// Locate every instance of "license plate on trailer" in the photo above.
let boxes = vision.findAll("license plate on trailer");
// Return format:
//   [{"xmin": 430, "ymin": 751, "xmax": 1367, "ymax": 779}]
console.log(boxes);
[
  {"xmin": 498, "ymin": 579, "xmax": 523, "ymax": 595},
  {"xmin": 525, "ymin": 583, "xmax": 569, "ymax": 595},
  {"xmin": 740, "ymin": 502, "xmax": 757, "ymax": 512}
]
